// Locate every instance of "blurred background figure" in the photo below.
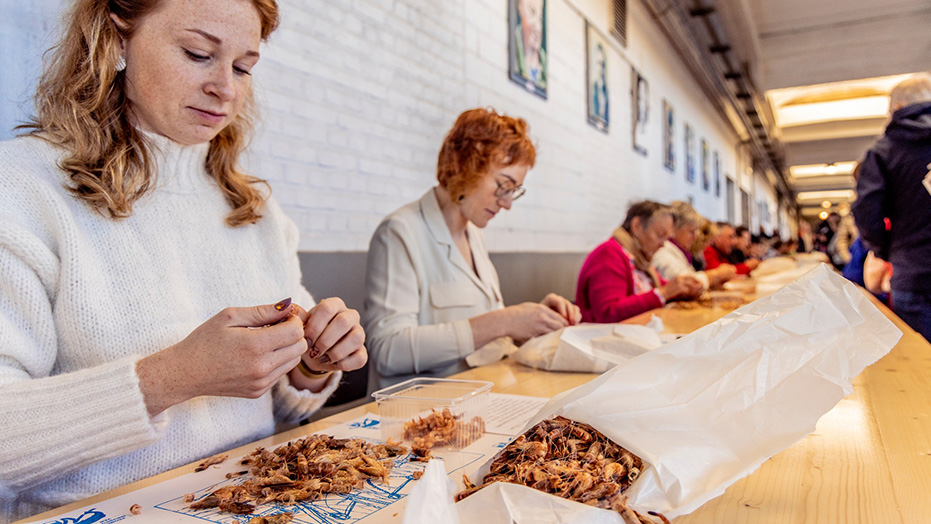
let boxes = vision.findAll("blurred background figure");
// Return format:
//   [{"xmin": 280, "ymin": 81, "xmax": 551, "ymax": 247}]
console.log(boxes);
[
  {"xmin": 828, "ymin": 207, "xmax": 859, "ymax": 270},
  {"xmin": 728, "ymin": 226, "xmax": 753, "ymax": 265},
  {"xmin": 576, "ymin": 201, "xmax": 703, "ymax": 323},
  {"xmin": 704, "ymin": 222, "xmax": 760, "ymax": 275},
  {"xmin": 797, "ymin": 221, "xmax": 814, "ymax": 253},
  {"xmin": 852, "ymin": 72, "xmax": 931, "ymax": 341},
  {"xmin": 652, "ymin": 201, "xmax": 736, "ymax": 290},
  {"xmin": 690, "ymin": 219, "xmax": 713, "ymax": 271}
]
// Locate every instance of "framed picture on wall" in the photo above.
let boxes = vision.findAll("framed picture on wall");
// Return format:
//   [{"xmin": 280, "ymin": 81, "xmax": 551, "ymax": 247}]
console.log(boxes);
[
  {"xmin": 631, "ymin": 66, "xmax": 649, "ymax": 156},
  {"xmin": 586, "ymin": 22, "xmax": 609, "ymax": 132},
  {"xmin": 662, "ymin": 99, "xmax": 674, "ymax": 171},
  {"xmin": 508, "ymin": 0, "xmax": 547, "ymax": 99},
  {"xmin": 685, "ymin": 123, "xmax": 695, "ymax": 182},
  {"xmin": 713, "ymin": 150, "xmax": 721, "ymax": 196},
  {"xmin": 701, "ymin": 138, "xmax": 710, "ymax": 191}
]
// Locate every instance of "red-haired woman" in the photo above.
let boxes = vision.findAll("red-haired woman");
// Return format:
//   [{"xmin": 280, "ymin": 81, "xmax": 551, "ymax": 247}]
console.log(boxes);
[
  {"xmin": 0, "ymin": 0, "xmax": 364, "ymax": 518},
  {"xmin": 364, "ymin": 108, "xmax": 580, "ymax": 390}
]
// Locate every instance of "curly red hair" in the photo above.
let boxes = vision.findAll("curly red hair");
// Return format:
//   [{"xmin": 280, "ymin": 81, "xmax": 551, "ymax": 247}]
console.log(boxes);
[{"xmin": 436, "ymin": 108, "xmax": 536, "ymax": 202}]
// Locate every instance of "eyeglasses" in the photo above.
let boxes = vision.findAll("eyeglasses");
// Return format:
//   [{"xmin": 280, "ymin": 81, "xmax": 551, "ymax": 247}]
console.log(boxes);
[{"xmin": 494, "ymin": 179, "xmax": 526, "ymax": 202}]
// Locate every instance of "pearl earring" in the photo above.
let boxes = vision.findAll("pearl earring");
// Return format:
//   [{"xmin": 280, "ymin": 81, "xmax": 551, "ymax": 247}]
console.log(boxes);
[{"xmin": 115, "ymin": 55, "xmax": 126, "ymax": 72}]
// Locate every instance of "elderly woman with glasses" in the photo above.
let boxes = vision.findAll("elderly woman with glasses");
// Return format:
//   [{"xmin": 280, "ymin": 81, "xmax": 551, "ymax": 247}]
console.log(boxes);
[
  {"xmin": 364, "ymin": 108, "xmax": 580, "ymax": 391},
  {"xmin": 576, "ymin": 201, "xmax": 704, "ymax": 323}
]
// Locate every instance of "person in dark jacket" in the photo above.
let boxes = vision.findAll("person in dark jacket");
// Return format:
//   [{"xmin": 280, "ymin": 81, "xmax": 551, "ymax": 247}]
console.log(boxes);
[{"xmin": 852, "ymin": 72, "xmax": 931, "ymax": 341}]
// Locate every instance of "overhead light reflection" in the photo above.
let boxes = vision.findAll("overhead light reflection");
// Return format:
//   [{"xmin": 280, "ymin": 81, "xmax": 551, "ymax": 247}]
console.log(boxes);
[
  {"xmin": 778, "ymin": 96, "xmax": 889, "ymax": 127},
  {"xmin": 790, "ymin": 161, "xmax": 857, "ymax": 178},
  {"xmin": 797, "ymin": 190, "xmax": 856, "ymax": 201}
]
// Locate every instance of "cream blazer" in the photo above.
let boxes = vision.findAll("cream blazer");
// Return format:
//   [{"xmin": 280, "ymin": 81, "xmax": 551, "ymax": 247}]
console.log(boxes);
[
  {"xmin": 652, "ymin": 240, "xmax": 710, "ymax": 290},
  {"xmin": 363, "ymin": 188, "xmax": 504, "ymax": 392}
]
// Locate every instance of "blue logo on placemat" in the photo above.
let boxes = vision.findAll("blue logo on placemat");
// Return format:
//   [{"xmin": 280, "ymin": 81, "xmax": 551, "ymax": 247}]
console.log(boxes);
[
  {"xmin": 348, "ymin": 418, "xmax": 380, "ymax": 429},
  {"xmin": 46, "ymin": 508, "xmax": 106, "ymax": 524}
]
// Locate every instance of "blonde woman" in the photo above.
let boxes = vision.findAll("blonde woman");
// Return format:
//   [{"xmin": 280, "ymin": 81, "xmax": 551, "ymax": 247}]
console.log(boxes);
[
  {"xmin": 0, "ymin": 0, "xmax": 365, "ymax": 520},
  {"xmin": 652, "ymin": 201, "xmax": 736, "ymax": 289}
]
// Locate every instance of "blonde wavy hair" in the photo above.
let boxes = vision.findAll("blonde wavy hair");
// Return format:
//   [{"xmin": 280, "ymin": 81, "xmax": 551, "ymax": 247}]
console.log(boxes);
[{"xmin": 20, "ymin": 0, "xmax": 280, "ymax": 227}]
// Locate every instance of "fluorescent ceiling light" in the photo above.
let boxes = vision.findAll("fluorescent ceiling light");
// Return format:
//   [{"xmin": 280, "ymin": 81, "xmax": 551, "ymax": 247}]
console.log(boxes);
[
  {"xmin": 777, "ymin": 97, "xmax": 889, "ymax": 127},
  {"xmin": 767, "ymin": 73, "xmax": 913, "ymax": 129},
  {"xmin": 797, "ymin": 190, "xmax": 855, "ymax": 201},
  {"xmin": 789, "ymin": 161, "xmax": 858, "ymax": 178}
]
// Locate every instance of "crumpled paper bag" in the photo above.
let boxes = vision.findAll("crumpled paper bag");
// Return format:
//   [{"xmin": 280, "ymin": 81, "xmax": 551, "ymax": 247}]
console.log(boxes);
[
  {"xmin": 435, "ymin": 264, "xmax": 900, "ymax": 521},
  {"xmin": 511, "ymin": 324, "xmax": 663, "ymax": 373},
  {"xmin": 466, "ymin": 336, "xmax": 518, "ymax": 368},
  {"xmin": 750, "ymin": 255, "xmax": 797, "ymax": 277},
  {"xmin": 457, "ymin": 483, "xmax": 625, "ymax": 524},
  {"xmin": 402, "ymin": 460, "xmax": 460, "ymax": 524}
]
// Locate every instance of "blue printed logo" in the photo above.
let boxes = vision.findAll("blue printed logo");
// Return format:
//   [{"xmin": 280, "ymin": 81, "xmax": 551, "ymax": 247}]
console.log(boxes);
[
  {"xmin": 348, "ymin": 418, "xmax": 380, "ymax": 429},
  {"xmin": 47, "ymin": 508, "xmax": 106, "ymax": 524}
]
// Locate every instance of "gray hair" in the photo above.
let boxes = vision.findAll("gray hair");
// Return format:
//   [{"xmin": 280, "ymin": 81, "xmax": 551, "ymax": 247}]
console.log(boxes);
[
  {"xmin": 668, "ymin": 200, "xmax": 705, "ymax": 229},
  {"xmin": 889, "ymin": 73, "xmax": 931, "ymax": 113}
]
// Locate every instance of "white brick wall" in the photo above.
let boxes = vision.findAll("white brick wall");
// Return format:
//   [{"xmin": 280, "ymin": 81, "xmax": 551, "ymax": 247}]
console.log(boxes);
[{"xmin": 0, "ymin": 0, "xmax": 772, "ymax": 252}]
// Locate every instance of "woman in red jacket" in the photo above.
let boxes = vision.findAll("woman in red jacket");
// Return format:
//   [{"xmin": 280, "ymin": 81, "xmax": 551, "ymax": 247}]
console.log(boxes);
[{"xmin": 576, "ymin": 201, "xmax": 703, "ymax": 322}]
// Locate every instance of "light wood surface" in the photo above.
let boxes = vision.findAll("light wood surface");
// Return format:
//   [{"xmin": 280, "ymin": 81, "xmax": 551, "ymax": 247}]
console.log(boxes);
[{"xmin": 20, "ymin": 292, "xmax": 931, "ymax": 523}]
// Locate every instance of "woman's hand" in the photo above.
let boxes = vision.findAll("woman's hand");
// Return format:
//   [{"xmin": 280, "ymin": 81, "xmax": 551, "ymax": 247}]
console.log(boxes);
[
  {"xmin": 540, "ymin": 293, "xmax": 582, "ymax": 325},
  {"xmin": 292, "ymin": 297, "xmax": 368, "ymax": 376},
  {"xmin": 706, "ymin": 264, "xmax": 737, "ymax": 287},
  {"xmin": 500, "ymin": 302, "xmax": 571, "ymax": 343},
  {"xmin": 659, "ymin": 275, "xmax": 704, "ymax": 301},
  {"xmin": 136, "ymin": 299, "xmax": 308, "ymax": 417}
]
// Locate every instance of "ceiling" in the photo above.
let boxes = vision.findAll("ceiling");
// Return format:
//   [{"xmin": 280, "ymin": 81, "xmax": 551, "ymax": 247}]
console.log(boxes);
[{"xmin": 725, "ymin": 0, "xmax": 931, "ymax": 220}]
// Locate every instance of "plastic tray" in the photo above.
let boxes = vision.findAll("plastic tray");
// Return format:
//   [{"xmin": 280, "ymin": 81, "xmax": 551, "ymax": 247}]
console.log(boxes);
[{"xmin": 371, "ymin": 378, "xmax": 492, "ymax": 447}]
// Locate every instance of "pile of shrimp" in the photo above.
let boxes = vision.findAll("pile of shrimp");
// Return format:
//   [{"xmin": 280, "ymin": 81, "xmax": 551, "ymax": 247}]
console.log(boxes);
[{"xmin": 456, "ymin": 416, "xmax": 668, "ymax": 524}]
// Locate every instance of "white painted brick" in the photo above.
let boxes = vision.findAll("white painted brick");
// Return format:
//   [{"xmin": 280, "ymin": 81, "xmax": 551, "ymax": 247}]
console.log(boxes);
[{"xmin": 2, "ymin": 0, "xmax": 762, "ymax": 253}]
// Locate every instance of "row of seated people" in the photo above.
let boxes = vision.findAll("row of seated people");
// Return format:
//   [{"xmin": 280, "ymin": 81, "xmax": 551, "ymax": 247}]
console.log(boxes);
[
  {"xmin": 361, "ymin": 108, "xmax": 766, "ymax": 391},
  {"xmin": 575, "ymin": 203, "xmax": 759, "ymax": 324}
]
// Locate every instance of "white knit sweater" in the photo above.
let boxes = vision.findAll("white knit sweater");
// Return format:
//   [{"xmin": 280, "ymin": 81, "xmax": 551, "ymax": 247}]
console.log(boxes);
[{"xmin": 0, "ymin": 134, "xmax": 340, "ymax": 522}]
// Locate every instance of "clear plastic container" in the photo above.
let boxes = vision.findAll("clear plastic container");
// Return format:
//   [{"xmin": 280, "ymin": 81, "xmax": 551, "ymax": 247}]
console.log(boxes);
[
  {"xmin": 371, "ymin": 378, "xmax": 492, "ymax": 448},
  {"xmin": 722, "ymin": 279, "xmax": 757, "ymax": 294},
  {"xmin": 707, "ymin": 290, "xmax": 749, "ymax": 309}
]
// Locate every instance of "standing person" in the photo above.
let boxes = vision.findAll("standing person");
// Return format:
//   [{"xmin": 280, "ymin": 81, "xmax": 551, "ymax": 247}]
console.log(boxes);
[
  {"xmin": 853, "ymin": 72, "xmax": 931, "ymax": 340},
  {"xmin": 576, "ymin": 201, "xmax": 703, "ymax": 323},
  {"xmin": 829, "ymin": 211, "xmax": 858, "ymax": 270},
  {"xmin": 363, "ymin": 108, "xmax": 580, "ymax": 391},
  {"xmin": 797, "ymin": 221, "xmax": 814, "ymax": 253},
  {"xmin": 652, "ymin": 201, "xmax": 736, "ymax": 289},
  {"xmin": 0, "ymin": 1, "xmax": 367, "ymax": 521},
  {"xmin": 704, "ymin": 222, "xmax": 760, "ymax": 275}
]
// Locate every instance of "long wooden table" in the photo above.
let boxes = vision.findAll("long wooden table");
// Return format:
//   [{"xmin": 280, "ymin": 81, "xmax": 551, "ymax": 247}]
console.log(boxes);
[{"xmin": 20, "ymin": 294, "xmax": 931, "ymax": 523}]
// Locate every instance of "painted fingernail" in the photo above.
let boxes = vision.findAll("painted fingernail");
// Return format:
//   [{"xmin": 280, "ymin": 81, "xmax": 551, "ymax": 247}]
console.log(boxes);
[
  {"xmin": 274, "ymin": 298, "xmax": 292, "ymax": 311},
  {"xmin": 319, "ymin": 354, "xmax": 331, "ymax": 364},
  {"xmin": 309, "ymin": 347, "xmax": 319, "ymax": 359}
]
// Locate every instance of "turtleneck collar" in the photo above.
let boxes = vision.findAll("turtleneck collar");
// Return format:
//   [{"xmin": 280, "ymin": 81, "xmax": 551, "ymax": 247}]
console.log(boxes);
[{"xmin": 141, "ymin": 130, "xmax": 212, "ymax": 193}]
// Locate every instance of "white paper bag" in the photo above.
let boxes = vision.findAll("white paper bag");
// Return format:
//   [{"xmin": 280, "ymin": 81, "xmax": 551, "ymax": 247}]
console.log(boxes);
[
  {"xmin": 466, "ymin": 336, "xmax": 518, "ymax": 368},
  {"xmin": 402, "ymin": 460, "xmax": 460, "ymax": 524},
  {"xmin": 510, "ymin": 324, "xmax": 663, "ymax": 373},
  {"xmin": 461, "ymin": 264, "xmax": 901, "ymax": 519},
  {"xmin": 750, "ymin": 255, "xmax": 797, "ymax": 276},
  {"xmin": 456, "ymin": 483, "xmax": 625, "ymax": 524}
]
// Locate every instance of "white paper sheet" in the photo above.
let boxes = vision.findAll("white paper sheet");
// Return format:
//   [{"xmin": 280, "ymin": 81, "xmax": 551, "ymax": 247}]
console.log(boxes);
[
  {"xmin": 34, "ymin": 395, "xmax": 548, "ymax": 524},
  {"xmin": 452, "ymin": 264, "xmax": 902, "ymax": 521},
  {"xmin": 483, "ymin": 393, "xmax": 549, "ymax": 435},
  {"xmin": 511, "ymin": 324, "xmax": 662, "ymax": 373}
]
